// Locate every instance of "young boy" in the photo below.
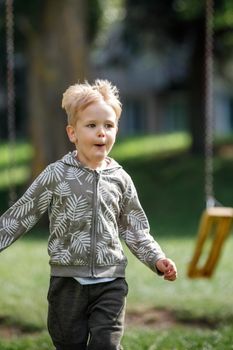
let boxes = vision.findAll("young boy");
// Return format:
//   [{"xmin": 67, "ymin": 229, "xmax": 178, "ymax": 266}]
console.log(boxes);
[{"xmin": 0, "ymin": 80, "xmax": 177, "ymax": 350}]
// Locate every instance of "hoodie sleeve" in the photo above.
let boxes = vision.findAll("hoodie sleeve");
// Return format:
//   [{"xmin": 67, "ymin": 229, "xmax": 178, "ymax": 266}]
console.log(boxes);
[
  {"xmin": 118, "ymin": 173, "xmax": 165, "ymax": 273},
  {"xmin": 0, "ymin": 163, "xmax": 55, "ymax": 253}
]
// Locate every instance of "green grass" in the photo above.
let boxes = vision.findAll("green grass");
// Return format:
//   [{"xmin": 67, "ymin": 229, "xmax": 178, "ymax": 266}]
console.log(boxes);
[
  {"xmin": 0, "ymin": 332, "xmax": 53, "ymax": 350},
  {"xmin": 0, "ymin": 132, "xmax": 190, "ymax": 191},
  {"xmin": 0, "ymin": 142, "xmax": 33, "ymax": 166},
  {"xmin": 0, "ymin": 134, "xmax": 233, "ymax": 349},
  {"xmin": 1, "ymin": 325, "xmax": 233, "ymax": 350},
  {"xmin": 1, "ymin": 235, "xmax": 233, "ymax": 349},
  {"xmin": 2, "ymin": 235, "xmax": 233, "ymax": 325},
  {"xmin": 111, "ymin": 132, "xmax": 191, "ymax": 160},
  {"xmin": 123, "ymin": 325, "xmax": 233, "ymax": 350},
  {"xmin": 0, "ymin": 142, "xmax": 33, "ymax": 190}
]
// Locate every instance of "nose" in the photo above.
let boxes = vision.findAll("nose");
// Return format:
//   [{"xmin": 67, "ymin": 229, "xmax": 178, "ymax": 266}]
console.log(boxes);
[{"xmin": 97, "ymin": 125, "xmax": 106, "ymax": 137}]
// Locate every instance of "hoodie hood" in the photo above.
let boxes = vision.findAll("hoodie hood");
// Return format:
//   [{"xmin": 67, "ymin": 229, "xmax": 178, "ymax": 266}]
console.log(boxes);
[{"xmin": 60, "ymin": 150, "xmax": 122, "ymax": 173}]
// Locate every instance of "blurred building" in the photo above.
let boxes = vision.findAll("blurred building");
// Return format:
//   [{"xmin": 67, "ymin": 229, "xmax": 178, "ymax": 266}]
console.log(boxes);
[{"xmin": 90, "ymin": 24, "xmax": 233, "ymax": 138}]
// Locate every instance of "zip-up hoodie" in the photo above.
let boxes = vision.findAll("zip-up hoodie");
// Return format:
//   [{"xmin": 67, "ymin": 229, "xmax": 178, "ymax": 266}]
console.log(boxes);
[{"xmin": 0, "ymin": 151, "xmax": 165, "ymax": 277}]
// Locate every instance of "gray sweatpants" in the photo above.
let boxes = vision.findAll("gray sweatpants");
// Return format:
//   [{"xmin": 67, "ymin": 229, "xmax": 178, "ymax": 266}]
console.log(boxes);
[{"xmin": 47, "ymin": 277, "xmax": 128, "ymax": 350}]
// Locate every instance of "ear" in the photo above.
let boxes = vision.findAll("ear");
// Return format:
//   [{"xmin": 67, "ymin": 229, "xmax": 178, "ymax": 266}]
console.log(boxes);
[{"xmin": 66, "ymin": 125, "xmax": 76, "ymax": 143}]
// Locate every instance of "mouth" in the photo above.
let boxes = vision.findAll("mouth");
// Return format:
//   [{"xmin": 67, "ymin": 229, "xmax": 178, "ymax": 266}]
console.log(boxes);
[{"xmin": 94, "ymin": 144, "xmax": 105, "ymax": 148}]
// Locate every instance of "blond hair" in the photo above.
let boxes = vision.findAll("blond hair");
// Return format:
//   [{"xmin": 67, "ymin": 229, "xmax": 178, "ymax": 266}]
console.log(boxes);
[{"xmin": 62, "ymin": 79, "xmax": 122, "ymax": 125}]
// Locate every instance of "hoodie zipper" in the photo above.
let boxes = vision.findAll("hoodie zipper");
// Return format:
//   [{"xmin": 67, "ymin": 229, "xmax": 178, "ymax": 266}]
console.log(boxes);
[{"xmin": 90, "ymin": 170, "xmax": 100, "ymax": 277}]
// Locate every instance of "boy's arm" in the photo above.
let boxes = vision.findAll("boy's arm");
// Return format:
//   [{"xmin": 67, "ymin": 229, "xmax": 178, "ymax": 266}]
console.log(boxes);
[
  {"xmin": 119, "ymin": 175, "xmax": 176, "ymax": 277},
  {"xmin": 0, "ymin": 164, "xmax": 54, "ymax": 253}
]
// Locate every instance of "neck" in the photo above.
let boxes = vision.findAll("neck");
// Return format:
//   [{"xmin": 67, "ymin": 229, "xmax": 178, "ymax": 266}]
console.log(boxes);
[
  {"xmin": 92, "ymin": 160, "xmax": 107, "ymax": 171},
  {"xmin": 75, "ymin": 152, "xmax": 108, "ymax": 170}
]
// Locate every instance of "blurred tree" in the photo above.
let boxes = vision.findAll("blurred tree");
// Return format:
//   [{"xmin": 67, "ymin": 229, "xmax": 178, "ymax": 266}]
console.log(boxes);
[
  {"xmin": 26, "ymin": 0, "xmax": 88, "ymax": 177},
  {"xmin": 0, "ymin": 0, "xmax": 101, "ymax": 176},
  {"xmin": 123, "ymin": 0, "xmax": 233, "ymax": 154}
]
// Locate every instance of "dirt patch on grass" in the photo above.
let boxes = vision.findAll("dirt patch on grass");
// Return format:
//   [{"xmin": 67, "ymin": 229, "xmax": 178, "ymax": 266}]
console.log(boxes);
[
  {"xmin": 0, "ymin": 308, "xmax": 220, "ymax": 339},
  {"xmin": 125, "ymin": 308, "xmax": 219, "ymax": 329},
  {"xmin": 0, "ymin": 324, "xmax": 24, "ymax": 338},
  {"xmin": 126, "ymin": 308, "xmax": 176, "ymax": 329},
  {"xmin": 0, "ymin": 317, "xmax": 40, "ymax": 339}
]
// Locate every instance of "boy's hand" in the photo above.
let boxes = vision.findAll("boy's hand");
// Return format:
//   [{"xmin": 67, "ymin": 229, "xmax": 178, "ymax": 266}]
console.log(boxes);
[{"xmin": 155, "ymin": 258, "xmax": 177, "ymax": 281}]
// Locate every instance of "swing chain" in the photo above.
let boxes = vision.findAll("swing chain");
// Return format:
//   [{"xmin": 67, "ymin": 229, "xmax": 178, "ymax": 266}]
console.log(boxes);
[
  {"xmin": 204, "ymin": 0, "xmax": 215, "ymax": 208},
  {"xmin": 6, "ymin": 0, "xmax": 17, "ymax": 204}
]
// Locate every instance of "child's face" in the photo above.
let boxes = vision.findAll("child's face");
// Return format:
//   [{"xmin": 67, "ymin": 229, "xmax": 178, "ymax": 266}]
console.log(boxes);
[{"xmin": 66, "ymin": 100, "xmax": 118, "ymax": 169}]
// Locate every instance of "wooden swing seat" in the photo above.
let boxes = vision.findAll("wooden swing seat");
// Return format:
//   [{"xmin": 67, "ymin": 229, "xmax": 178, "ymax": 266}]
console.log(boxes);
[{"xmin": 187, "ymin": 207, "xmax": 233, "ymax": 278}]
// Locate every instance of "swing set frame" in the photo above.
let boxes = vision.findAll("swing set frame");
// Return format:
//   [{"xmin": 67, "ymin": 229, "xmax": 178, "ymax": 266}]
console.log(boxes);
[
  {"xmin": 187, "ymin": 0, "xmax": 233, "ymax": 278},
  {"xmin": 5, "ymin": 0, "xmax": 17, "ymax": 205},
  {"xmin": 188, "ymin": 207, "xmax": 233, "ymax": 278}
]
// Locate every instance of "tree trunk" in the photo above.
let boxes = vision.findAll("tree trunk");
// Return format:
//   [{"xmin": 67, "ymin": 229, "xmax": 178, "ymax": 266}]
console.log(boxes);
[{"xmin": 27, "ymin": 0, "xmax": 88, "ymax": 177}]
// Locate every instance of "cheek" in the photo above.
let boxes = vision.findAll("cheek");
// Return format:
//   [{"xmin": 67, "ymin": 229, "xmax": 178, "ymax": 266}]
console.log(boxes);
[
  {"xmin": 79, "ymin": 133, "xmax": 93, "ymax": 147},
  {"xmin": 107, "ymin": 133, "xmax": 116, "ymax": 146},
  {"xmin": 111, "ymin": 130, "xmax": 117, "ymax": 141}
]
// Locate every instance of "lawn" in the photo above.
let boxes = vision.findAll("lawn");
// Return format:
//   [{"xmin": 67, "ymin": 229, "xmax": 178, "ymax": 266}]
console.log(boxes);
[
  {"xmin": 0, "ymin": 133, "xmax": 233, "ymax": 349},
  {"xmin": 0, "ymin": 142, "xmax": 33, "ymax": 191},
  {"xmin": 1, "ymin": 235, "xmax": 233, "ymax": 349}
]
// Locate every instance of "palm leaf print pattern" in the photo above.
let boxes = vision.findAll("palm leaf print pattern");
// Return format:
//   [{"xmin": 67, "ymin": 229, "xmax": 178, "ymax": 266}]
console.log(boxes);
[
  {"xmin": 1, "ymin": 218, "xmax": 19, "ymax": 236},
  {"xmin": 22, "ymin": 215, "xmax": 38, "ymax": 232},
  {"xmin": 0, "ymin": 164, "xmax": 55, "ymax": 252},
  {"xmin": 0, "ymin": 218, "xmax": 19, "ymax": 249},
  {"xmin": 51, "ymin": 212, "xmax": 67, "ymax": 238},
  {"xmin": 39, "ymin": 162, "xmax": 64, "ymax": 185},
  {"xmin": 60, "ymin": 250, "xmax": 72, "ymax": 265},
  {"xmin": 11, "ymin": 195, "xmax": 34, "ymax": 218},
  {"xmin": 48, "ymin": 238, "xmax": 61, "ymax": 259},
  {"xmin": 54, "ymin": 181, "xmax": 71, "ymax": 197},
  {"xmin": 66, "ymin": 195, "xmax": 89, "ymax": 221},
  {"xmin": 96, "ymin": 242, "xmax": 113, "ymax": 264},
  {"xmin": 70, "ymin": 231, "xmax": 90, "ymax": 256},
  {"xmin": 38, "ymin": 189, "xmax": 53, "ymax": 214},
  {"xmin": 128, "ymin": 210, "xmax": 146, "ymax": 231},
  {"xmin": 0, "ymin": 152, "xmax": 165, "ymax": 274},
  {"xmin": 0, "ymin": 235, "xmax": 14, "ymax": 249},
  {"xmin": 66, "ymin": 168, "xmax": 83, "ymax": 185}
]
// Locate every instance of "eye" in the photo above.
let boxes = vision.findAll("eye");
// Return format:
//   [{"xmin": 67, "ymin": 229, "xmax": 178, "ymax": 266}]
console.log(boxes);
[
  {"xmin": 87, "ymin": 123, "xmax": 96, "ymax": 128},
  {"xmin": 105, "ymin": 123, "xmax": 114, "ymax": 129}
]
